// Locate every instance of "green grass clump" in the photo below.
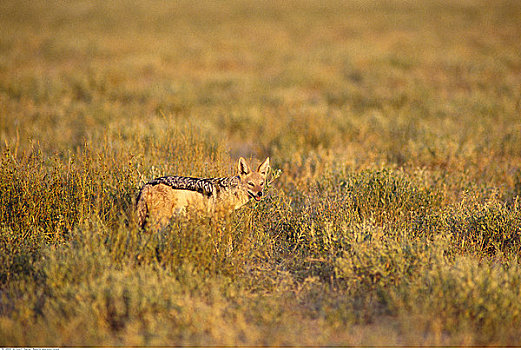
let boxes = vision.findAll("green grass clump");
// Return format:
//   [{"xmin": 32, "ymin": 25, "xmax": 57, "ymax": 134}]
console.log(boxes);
[
  {"xmin": 2, "ymin": 0, "xmax": 521, "ymax": 346},
  {"xmin": 447, "ymin": 196, "xmax": 521, "ymax": 257},
  {"xmin": 340, "ymin": 169, "xmax": 442, "ymax": 225},
  {"xmin": 388, "ymin": 257, "xmax": 521, "ymax": 344},
  {"xmin": 334, "ymin": 226, "xmax": 445, "ymax": 291}
]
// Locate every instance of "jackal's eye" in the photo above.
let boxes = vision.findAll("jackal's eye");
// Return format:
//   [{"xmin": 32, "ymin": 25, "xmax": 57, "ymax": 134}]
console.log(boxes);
[
  {"xmin": 248, "ymin": 181, "xmax": 254, "ymax": 187},
  {"xmin": 260, "ymin": 182, "xmax": 264, "ymax": 187}
]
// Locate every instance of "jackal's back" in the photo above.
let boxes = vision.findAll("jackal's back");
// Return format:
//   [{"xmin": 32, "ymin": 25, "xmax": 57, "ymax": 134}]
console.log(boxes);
[{"xmin": 147, "ymin": 176, "xmax": 217, "ymax": 196}]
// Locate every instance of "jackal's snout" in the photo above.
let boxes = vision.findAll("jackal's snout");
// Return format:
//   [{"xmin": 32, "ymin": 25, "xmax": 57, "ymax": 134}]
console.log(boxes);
[{"xmin": 249, "ymin": 189, "xmax": 263, "ymax": 201}]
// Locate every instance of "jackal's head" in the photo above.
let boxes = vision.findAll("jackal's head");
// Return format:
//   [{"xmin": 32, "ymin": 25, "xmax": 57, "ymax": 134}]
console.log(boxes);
[{"xmin": 237, "ymin": 157, "xmax": 270, "ymax": 202}]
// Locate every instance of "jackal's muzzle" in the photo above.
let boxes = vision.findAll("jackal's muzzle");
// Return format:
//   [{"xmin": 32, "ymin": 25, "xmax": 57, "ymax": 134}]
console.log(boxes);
[{"xmin": 249, "ymin": 190, "xmax": 263, "ymax": 201}]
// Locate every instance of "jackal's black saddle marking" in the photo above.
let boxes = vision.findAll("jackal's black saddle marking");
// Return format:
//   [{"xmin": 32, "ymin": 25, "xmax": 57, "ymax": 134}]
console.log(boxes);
[{"xmin": 146, "ymin": 175, "xmax": 240, "ymax": 197}]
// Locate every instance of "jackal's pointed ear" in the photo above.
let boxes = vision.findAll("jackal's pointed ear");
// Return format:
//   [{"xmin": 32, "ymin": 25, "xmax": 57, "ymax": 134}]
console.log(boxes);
[
  {"xmin": 238, "ymin": 157, "xmax": 251, "ymax": 176},
  {"xmin": 257, "ymin": 157, "xmax": 270, "ymax": 177}
]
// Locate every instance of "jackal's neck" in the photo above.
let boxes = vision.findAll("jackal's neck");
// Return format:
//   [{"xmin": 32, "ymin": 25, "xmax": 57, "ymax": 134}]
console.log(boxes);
[{"xmin": 215, "ymin": 175, "xmax": 250, "ymax": 208}]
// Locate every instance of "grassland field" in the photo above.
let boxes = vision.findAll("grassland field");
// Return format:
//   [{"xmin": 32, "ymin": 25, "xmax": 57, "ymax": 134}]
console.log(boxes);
[{"xmin": 1, "ymin": 0, "xmax": 521, "ymax": 346}]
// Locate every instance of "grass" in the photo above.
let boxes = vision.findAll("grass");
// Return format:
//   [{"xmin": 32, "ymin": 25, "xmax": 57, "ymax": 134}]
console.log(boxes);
[{"xmin": 1, "ymin": 0, "xmax": 521, "ymax": 346}]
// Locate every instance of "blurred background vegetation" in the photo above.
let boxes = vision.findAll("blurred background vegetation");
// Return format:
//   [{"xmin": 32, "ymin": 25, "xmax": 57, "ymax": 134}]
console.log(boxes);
[{"xmin": 1, "ymin": 0, "xmax": 521, "ymax": 346}]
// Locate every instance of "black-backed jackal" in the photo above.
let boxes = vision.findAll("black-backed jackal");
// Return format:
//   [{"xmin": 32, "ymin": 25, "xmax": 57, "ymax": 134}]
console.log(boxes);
[{"xmin": 136, "ymin": 157, "xmax": 270, "ymax": 228}]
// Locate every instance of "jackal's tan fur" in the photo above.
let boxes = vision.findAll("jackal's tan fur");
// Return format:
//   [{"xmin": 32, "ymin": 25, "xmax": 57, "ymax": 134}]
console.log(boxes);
[{"xmin": 136, "ymin": 157, "xmax": 270, "ymax": 228}]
